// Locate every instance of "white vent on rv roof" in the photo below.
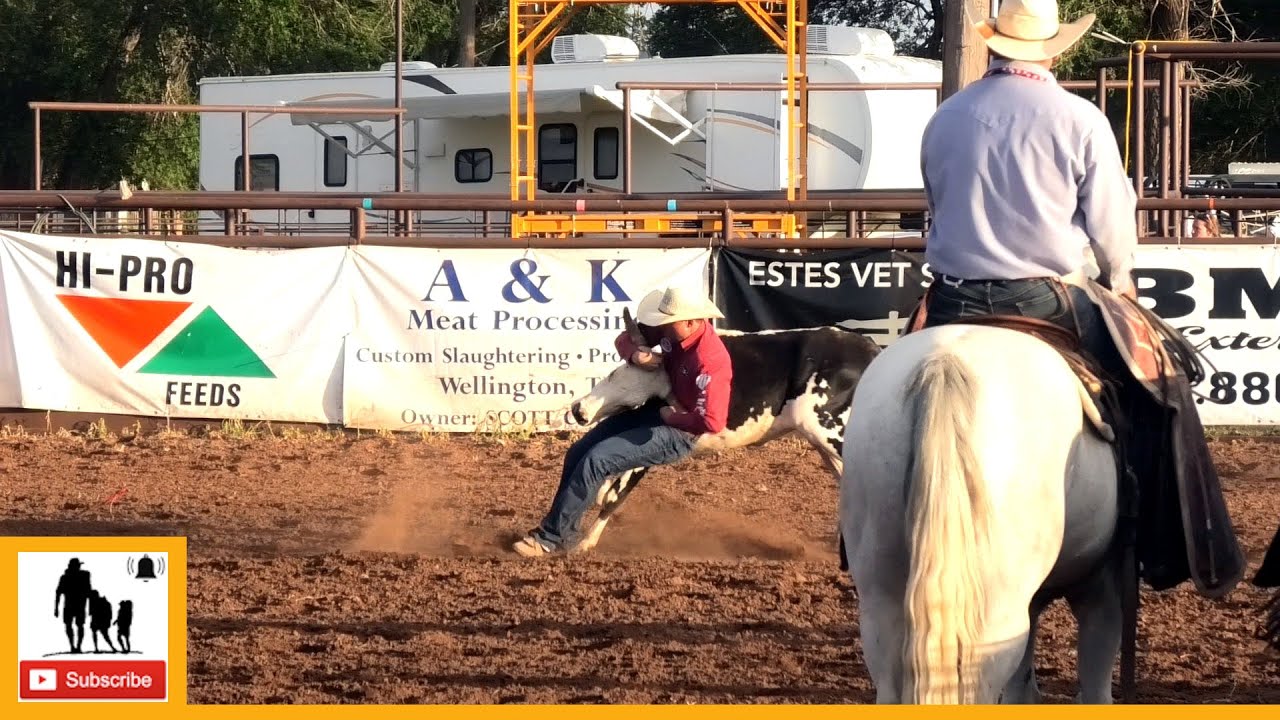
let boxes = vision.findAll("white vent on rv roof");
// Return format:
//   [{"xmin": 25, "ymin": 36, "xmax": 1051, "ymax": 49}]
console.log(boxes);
[
  {"xmin": 380, "ymin": 60, "xmax": 438, "ymax": 71},
  {"xmin": 806, "ymin": 25, "xmax": 895, "ymax": 56},
  {"xmin": 551, "ymin": 34, "xmax": 640, "ymax": 63}
]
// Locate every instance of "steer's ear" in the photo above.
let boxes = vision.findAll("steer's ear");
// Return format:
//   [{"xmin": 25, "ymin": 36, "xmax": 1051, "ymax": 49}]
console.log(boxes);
[{"xmin": 623, "ymin": 307, "xmax": 646, "ymax": 346}]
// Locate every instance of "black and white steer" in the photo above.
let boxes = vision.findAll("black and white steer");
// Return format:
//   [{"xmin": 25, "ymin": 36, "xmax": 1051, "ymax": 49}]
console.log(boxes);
[{"xmin": 563, "ymin": 310, "xmax": 882, "ymax": 553}]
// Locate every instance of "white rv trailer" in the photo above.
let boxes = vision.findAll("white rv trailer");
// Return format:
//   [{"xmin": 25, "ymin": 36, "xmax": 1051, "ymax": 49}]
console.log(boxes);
[{"xmin": 196, "ymin": 25, "xmax": 942, "ymax": 231}]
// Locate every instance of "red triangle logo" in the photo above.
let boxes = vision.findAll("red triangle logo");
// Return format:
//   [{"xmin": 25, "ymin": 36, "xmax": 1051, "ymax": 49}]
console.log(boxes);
[{"xmin": 57, "ymin": 296, "xmax": 192, "ymax": 368}]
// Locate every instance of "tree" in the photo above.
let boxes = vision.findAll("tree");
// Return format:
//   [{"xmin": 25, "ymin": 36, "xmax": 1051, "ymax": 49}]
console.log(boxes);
[
  {"xmin": 459, "ymin": 0, "xmax": 477, "ymax": 67},
  {"xmin": 0, "ymin": 0, "xmax": 631, "ymax": 190}
]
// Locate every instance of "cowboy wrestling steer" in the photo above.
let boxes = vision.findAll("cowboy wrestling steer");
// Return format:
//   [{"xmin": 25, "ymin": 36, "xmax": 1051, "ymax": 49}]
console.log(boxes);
[{"xmin": 565, "ymin": 310, "xmax": 881, "ymax": 553}]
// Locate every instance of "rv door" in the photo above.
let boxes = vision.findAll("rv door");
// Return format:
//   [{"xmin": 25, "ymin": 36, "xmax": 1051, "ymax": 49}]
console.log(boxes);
[
  {"xmin": 586, "ymin": 113, "xmax": 622, "ymax": 193},
  {"xmin": 314, "ymin": 131, "xmax": 357, "ymax": 229},
  {"xmin": 705, "ymin": 91, "xmax": 782, "ymax": 191}
]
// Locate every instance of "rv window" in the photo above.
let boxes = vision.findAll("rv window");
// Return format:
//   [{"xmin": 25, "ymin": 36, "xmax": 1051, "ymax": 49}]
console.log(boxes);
[
  {"xmin": 455, "ymin": 148, "xmax": 492, "ymax": 183},
  {"xmin": 233, "ymin": 154, "xmax": 280, "ymax": 192},
  {"xmin": 593, "ymin": 128, "xmax": 619, "ymax": 180},
  {"xmin": 538, "ymin": 124, "xmax": 577, "ymax": 192},
  {"xmin": 324, "ymin": 136, "xmax": 348, "ymax": 187}
]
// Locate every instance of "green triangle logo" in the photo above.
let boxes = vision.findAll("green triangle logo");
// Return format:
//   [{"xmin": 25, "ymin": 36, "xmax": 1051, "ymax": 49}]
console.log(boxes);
[{"xmin": 139, "ymin": 306, "xmax": 275, "ymax": 378}]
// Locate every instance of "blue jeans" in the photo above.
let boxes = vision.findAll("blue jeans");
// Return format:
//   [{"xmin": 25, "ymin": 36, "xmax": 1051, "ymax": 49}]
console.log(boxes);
[
  {"xmin": 922, "ymin": 276, "xmax": 1128, "ymax": 380},
  {"xmin": 532, "ymin": 400, "xmax": 696, "ymax": 549}
]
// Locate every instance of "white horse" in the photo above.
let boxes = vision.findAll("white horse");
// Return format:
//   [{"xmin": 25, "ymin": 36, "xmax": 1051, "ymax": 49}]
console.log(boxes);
[{"xmin": 839, "ymin": 322, "xmax": 1126, "ymax": 704}]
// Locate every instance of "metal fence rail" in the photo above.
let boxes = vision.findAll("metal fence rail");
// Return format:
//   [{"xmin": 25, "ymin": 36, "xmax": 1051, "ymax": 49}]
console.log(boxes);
[{"xmin": 1, "ymin": 190, "xmax": 1278, "ymax": 247}]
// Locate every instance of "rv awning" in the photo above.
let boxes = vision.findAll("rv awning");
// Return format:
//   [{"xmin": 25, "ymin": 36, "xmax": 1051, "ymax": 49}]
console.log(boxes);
[{"xmin": 284, "ymin": 85, "xmax": 688, "ymax": 127}]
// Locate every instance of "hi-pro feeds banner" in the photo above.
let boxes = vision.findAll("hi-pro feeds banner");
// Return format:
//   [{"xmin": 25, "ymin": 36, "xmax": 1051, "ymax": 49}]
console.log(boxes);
[{"xmin": 0, "ymin": 230, "xmax": 351, "ymax": 422}]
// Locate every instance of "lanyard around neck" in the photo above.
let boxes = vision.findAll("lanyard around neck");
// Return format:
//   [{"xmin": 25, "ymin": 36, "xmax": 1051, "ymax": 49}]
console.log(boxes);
[{"xmin": 983, "ymin": 65, "xmax": 1050, "ymax": 82}]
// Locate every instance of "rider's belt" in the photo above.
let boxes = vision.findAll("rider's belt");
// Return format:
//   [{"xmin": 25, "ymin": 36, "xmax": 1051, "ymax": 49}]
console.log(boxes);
[{"xmin": 938, "ymin": 269, "xmax": 1086, "ymax": 287}]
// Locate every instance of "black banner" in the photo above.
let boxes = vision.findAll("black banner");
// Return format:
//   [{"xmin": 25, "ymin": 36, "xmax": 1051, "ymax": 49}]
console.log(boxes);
[{"xmin": 714, "ymin": 248, "xmax": 930, "ymax": 347}]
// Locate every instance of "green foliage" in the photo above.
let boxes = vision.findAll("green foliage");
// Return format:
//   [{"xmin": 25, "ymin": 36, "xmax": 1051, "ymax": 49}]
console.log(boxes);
[
  {"xmin": 1052, "ymin": 0, "xmax": 1147, "ymax": 79},
  {"xmin": 647, "ymin": 0, "xmax": 1277, "ymax": 172},
  {"xmin": 0, "ymin": 0, "xmax": 1273, "ymax": 190},
  {"xmin": 646, "ymin": 6, "xmax": 776, "ymax": 58},
  {"xmin": 0, "ymin": 0, "xmax": 629, "ymax": 190},
  {"xmin": 1178, "ymin": 0, "xmax": 1280, "ymax": 172}
]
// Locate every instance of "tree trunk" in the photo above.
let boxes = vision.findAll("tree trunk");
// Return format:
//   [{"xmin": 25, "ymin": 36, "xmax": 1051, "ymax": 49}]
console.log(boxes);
[
  {"xmin": 458, "ymin": 0, "xmax": 476, "ymax": 67},
  {"xmin": 941, "ymin": 0, "xmax": 991, "ymax": 101}
]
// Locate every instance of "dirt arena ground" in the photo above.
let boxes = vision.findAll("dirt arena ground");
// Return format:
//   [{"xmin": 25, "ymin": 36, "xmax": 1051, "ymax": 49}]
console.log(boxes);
[{"xmin": 2, "ymin": 423, "xmax": 1278, "ymax": 704}]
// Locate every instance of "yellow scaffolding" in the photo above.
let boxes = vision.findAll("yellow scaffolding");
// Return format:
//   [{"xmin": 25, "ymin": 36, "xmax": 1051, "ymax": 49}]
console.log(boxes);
[{"xmin": 508, "ymin": 0, "xmax": 808, "ymax": 238}]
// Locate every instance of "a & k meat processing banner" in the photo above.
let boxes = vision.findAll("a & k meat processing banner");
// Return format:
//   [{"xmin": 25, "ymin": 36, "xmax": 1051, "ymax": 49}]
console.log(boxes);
[
  {"xmin": 0, "ymin": 229, "xmax": 352, "ymax": 422},
  {"xmin": 342, "ymin": 246, "xmax": 711, "ymax": 432},
  {"xmin": 714, "ymin": 245, "xmax": 1280, "ymax": 425}
]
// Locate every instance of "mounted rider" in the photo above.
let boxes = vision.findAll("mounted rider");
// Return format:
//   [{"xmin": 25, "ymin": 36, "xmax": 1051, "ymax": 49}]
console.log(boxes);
[{"xmin": 910, "ymin": 0, "xmax": 1244, "ymax": 597}]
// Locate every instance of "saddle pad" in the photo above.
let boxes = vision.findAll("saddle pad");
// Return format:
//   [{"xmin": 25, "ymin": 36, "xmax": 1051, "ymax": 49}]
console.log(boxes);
[{"xmin": 1079, "ymin": 280, "xmax": 1173, "ymax": 402}]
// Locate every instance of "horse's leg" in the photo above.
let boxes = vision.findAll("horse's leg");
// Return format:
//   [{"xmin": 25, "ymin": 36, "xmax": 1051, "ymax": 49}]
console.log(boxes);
[
  {"xmin": 573, "ymin": 467, "xmax": 649, "ymax": 553},
  {"xmin": 858, "ymin": 584, "xmax": 908, "ymax": 703},
  {"xmin": 998, "ymin": 600, "xmax": 1049, "ymax": 704},
  {"xmin": 1065, "ymin": 558, "xmax": 1122, "ymax": 704}
]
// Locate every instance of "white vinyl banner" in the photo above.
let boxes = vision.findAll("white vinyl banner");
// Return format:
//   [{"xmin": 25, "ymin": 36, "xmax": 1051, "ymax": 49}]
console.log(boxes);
[
  {"xmin": 1136, "ymin": 244, "xmax": 1280, "ymax": 425},
  {"xmin": 343, "ymin": 246, "xmax": 712, "ymax": 432},
  {"xmin": 0, "ymin": 230, "xmax": 351, "ymax": 422}
]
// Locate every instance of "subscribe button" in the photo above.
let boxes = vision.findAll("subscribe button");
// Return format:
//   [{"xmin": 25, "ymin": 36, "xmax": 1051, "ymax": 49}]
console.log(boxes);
[{"xmin": 19, "ymin": 660, "xmax": 167, "ymax": 701}]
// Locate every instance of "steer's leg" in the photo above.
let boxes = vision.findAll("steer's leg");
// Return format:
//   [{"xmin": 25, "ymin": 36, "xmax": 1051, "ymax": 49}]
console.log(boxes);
[
  {"xmin": 573, "ymin": 467, "xmax": 649, "ymax": 553},
  {"xmin": 797, "ymin": 415, "xmax": 845, "ymax": 479}
]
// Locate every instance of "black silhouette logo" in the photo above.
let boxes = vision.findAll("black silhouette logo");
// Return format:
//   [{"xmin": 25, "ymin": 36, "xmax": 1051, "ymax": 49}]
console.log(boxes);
[{"xmin": 52, "ymin": 557, "xmax": 138, "ymax": 656}]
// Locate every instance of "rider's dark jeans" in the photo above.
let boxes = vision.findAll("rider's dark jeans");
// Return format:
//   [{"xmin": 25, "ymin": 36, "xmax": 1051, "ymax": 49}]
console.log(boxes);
[
  {"xmin": 922, "ymin": 275, "xmax": 1129, "ymax": 381},
  {"xmin": 531, "ymin": 400, "xmax": 696, "ymax": 550}
]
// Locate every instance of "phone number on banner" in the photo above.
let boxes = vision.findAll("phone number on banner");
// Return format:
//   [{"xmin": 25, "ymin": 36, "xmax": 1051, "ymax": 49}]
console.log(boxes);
[{"xmin": 1200, "ymin": 371, "xmax": 1280, "ymax": 408}]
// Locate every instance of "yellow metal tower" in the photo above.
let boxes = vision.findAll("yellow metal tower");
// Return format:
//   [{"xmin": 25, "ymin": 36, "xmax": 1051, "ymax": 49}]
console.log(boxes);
[{"xmin": 508, "ymin": 0, "xmax": 808, "ymax": 238}]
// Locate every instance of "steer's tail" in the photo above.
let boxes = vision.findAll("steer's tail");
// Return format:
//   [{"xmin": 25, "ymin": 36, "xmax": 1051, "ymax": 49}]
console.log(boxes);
[{"xmin": 901, "ymin": 351, "xmax": 993, "ymax": 704}]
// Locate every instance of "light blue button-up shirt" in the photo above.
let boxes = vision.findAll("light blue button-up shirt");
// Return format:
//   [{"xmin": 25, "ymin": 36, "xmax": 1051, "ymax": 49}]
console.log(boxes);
[{"xmin": 920, "ymin": 58, "xmax": 1137, "ymax": 293}]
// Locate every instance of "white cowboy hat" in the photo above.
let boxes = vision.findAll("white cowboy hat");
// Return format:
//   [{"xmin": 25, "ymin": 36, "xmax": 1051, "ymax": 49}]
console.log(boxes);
[
  {"xmin": 974, "ymin": 0, "xmax": 1096, "ymax": 63},
  {"xmin": 633, "ymin": 289, "xmax": 664, "ymax": 328},
  {"xmin": 636, "ymin": 286, "xmax": 724, "ymax": 326}
]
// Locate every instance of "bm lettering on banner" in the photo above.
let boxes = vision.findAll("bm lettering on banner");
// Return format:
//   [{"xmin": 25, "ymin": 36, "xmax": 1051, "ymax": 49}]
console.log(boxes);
[{"xmin": 1135, "ymin": 252, "xmax": 1280, "ymax": 421}]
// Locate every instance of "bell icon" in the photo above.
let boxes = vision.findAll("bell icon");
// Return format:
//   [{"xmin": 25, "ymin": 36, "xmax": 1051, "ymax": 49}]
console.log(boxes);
[{"xmin": 135, "ymin": 554, "xmax": 157, "ymax": 581}]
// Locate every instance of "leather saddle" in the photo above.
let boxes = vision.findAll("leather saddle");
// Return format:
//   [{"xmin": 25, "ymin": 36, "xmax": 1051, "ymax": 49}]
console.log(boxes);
[{"xmin": 903, "ymin": 294, "xmax": 1119, "ymax": 443}]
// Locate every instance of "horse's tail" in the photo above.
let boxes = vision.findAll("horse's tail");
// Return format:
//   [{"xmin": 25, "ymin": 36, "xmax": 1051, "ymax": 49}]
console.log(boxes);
[{"xmin": 901, "ymin": 350, "xmax": 993, "ymax": 704}]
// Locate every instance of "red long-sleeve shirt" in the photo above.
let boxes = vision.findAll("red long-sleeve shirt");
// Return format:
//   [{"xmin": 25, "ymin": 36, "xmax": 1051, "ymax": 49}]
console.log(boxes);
[{"xmin": 613, "ymin": 322, "xmax": 733, "ymax": 435}]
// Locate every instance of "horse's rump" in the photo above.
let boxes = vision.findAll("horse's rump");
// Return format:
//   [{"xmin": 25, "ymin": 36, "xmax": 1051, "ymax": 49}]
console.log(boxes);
[{"xmin": 906, "ymin": 278, "xmax": 1245, "ymax": 599}]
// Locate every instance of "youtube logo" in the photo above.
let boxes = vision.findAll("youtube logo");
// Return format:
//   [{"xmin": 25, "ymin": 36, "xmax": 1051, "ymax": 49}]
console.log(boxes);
[
  {"xmin": 19, "ymin": 660, "xmax": 166, "ymax": 701},
  {"xmin": 28, "ymin": 669, "xmax": 56, "ymax": 691}
]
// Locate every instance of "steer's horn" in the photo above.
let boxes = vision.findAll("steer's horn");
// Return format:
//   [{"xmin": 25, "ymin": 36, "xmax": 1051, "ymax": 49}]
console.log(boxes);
[{"xmin": 622, "ymin": 307, "xmax": 646, "ymax": 346}]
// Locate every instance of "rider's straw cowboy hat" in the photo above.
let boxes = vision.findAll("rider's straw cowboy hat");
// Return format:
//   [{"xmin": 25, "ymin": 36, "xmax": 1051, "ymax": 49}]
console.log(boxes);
[
  {"xmin": 636, "ymin": 287, "xmax": 724, "ymax": 327},
  {"xmin": 974, "ymin": 0, "xmax": 1095, "ymax": 63}
]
